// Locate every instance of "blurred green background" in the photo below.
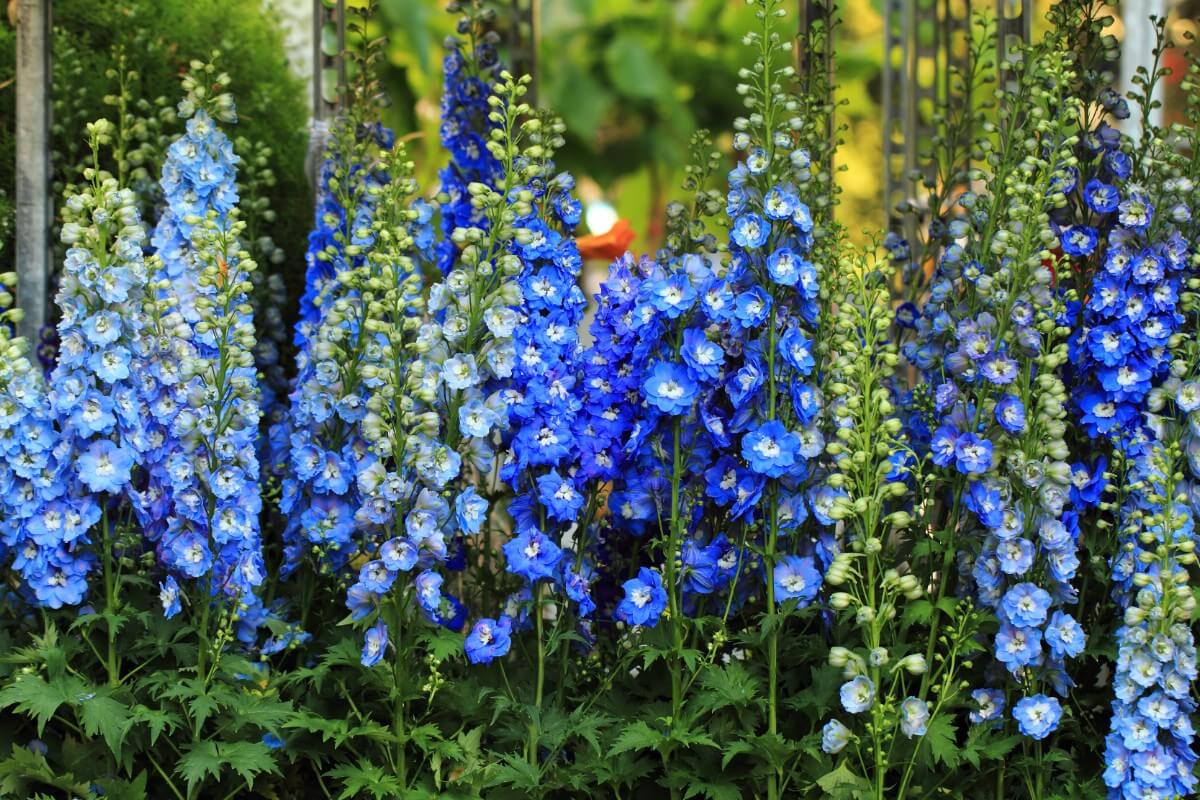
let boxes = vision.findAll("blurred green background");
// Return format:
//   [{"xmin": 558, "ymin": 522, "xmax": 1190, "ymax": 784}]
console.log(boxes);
[
  {"xmin": 372, "ymin": 0, "xmax": 890, "ymax": 250},
  {"xmin": 7, "ymin": 0, "xmax": 1198, "ymax": 289}
]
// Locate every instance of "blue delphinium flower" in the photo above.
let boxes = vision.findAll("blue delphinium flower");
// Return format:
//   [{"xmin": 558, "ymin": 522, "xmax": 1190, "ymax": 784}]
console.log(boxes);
[
  {"xmin": 898, "ymin": 697, "xmax": 930, "ymax": 738},
  {"xmin": 615, "ymin": 567, "xmax": 667, "ymax": 627},
  {"xmin": 643, "ymin": 361, "xmax": 698, "ymax": 416},
  {"xmin": 821, "ymin": 720, "xmax": 852, "ymax": 754},
  {"xmin": 898, "ymin": 51, "xmax": 1092, "ymax": 743},
  {"xmin": 1013, "ymin": 694, "xmax": 1062, "ymax": 740},
  {"xmin": 1101, "ymin": 446, "xmax": 1198, "ymax": 799},
  {"xmin": 360, "ymin": 618, "xmax": 389, "ymax": 667},
  {"xmin": 969, "ymin": 689, "xmax": 1005, "ymax": 725},
  {"xmin": 839, "ymin": 676, "xmax": 875, "ymax": 714},
  {"xmin": 772, "ymin": 554, "xmax": 820, "ymax": 606},
  {"xmin": 280, "ymin": 119, "xmax": 397, "ymax": 578},
  {"xmin": 502, "ymin": 530, "xmax": 563, "ymax": 583},
  {"xmin": 464, "ymin": 616, "xmax": 512, "ymax": 664},
  {"xmin": 135, "ymin": 72, "xmax": 267, "ymax": 640},
  {"xmin": 434, "ymin": 12, "xmax": 503, "ymax": 274},
  {"xmin": 742, "ymin": 420, "xmax": 800, "ymax": 478},
  {"xmin": 3, "ymin": 119, "xmax": 152, "ymax": 608},
  {"xmin": 151, "ymin": 99, "xmax": 239, "ymax": 324}
]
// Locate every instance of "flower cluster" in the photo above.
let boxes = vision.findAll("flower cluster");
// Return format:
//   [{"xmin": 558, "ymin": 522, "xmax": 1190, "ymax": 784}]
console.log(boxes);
[
  {"xmin": 280, "ymin": 124, "xmax": 396, "ymax": 577},
  {"xmin": 818, "ymin": 261, "xmax": 938, "ymax": 777},
  {"xmin": 435, "ymin": 3, "xmax": 503, "ymax": 275},
  {"xmin": 150, "ymin": 88, "xmax": 239, "ymax": 326},
  {"xmin": 1, "ymin": 119, "xmax": 152, "ymax": 608},
  {"xmin": 1102, "ymin": 445, "xmax": 1198, "ymax": 798},
  {"xmin": 115, "ymin": 64, "xmax": 265, "ymax": 641},
  {"xmin": 1067, "ymin": 132, "xmax": 1188, "ymax": 450},
  {"xmin": 495, "ymin": 132, "xmax": 593, "ymax": 632},
  {"xmin": 343, "ymin": 73, "xmax": 543, "ymax": 666}
]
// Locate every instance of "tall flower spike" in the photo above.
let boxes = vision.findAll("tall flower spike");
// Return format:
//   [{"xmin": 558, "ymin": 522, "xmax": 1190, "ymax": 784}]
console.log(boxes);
[
  {"xmin": 7, "ymin": 118, "xmax": 152, "ymax": 609},
  {"xmin": 0, "ymin": 272, "xmax": 57, "ymax": 603},
  {"xmin": 280, "ymin": 120, "xmax": 398, "ymax": 578},
  {"xmin": 136, "ymin": 62, "xmax": 265, "ymax": 640},
  {"xmin": 162, "ymin": 209, "xmax": 266, "ymax": 640},
  {"xmin": 1102, "ymin": 445, "xmax": 1198, "ymax": 799},
  {"xmin": 436, "ymin": 0, "xmax": 504, "ymax": 274},
  {"xmin": 902, "ymin": 41, "xmax": 1089, "ymax": 740},
  {"xmin": 151, "ymin": 56, "xmax": 240, "ymax": 325},
  {"xmin": 497, "ymin": 110, "xmax": 590, "ymax": 606}
]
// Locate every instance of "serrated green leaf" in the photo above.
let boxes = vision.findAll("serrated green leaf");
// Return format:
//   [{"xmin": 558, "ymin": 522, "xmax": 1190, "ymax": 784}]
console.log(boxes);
[
  {"xmin": 720, "ymin": 739, "xmax": 755, "ymax": 769},
  {"xmin": 219, "ymin": 740, "xmax": 280, "ymax": 785},
  {"xmin": 685, "ymin": 780, "xmax": 743, "ymax": 800},
  {"xmin": 77, "ymin": 691, "xmax": 132, "ymax": 756},
  {"xmin": 405, "ymin": 723, "xmax": 443, "ymax": 752},
  {"xmin": 176, "ymin": 740, "xmax": 279, "ymax": 795},
  {"xmin": 0, "ymin": 673, "xmax": 82, "ymax": 734},
  {"xmin": 131, "ymin": 705, "xmax": 182, "ymax": 747},
  {"xmin": 486, "ymin": 753, "xmax": 541, "ymax": 791},
  {"xmin": 695, "ymin": 661, "xmax": 761, "ymax": 713},
  {"xmin": 608, "ymin": 720, "xmax": 666, "ymax": 757},
  {"xmin": 816, "ymin": 763, "xmax": 872, "ymax": 795},
  {"xmin": 0, "ymin": 744, "xmax": 89, "ymax": 797},
  {"xmin": 176, "ymin": 741, "xmax": 223, "ymax": 792},
  {"xmin": 923, "ymin": 714, "xmax": 960, "ymax": 767}
]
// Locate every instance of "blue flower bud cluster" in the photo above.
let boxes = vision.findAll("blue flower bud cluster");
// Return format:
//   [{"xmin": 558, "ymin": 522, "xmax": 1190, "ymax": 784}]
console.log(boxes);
[{"xmin": 2, "ymin": 123, "xmax": 151, "ymax": 608}]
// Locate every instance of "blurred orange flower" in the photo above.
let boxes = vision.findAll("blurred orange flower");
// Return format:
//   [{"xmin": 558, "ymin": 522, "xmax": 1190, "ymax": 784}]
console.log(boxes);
[{"xmin": 576, "ymin": 219, "xmax": 635, "ymax": 261}]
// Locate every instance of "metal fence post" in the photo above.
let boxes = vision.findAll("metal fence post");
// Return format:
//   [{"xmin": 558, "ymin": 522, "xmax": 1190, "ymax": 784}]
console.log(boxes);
[{"xmin": 15, "ymin": 0, "xmax": 51, "ymax": 345}]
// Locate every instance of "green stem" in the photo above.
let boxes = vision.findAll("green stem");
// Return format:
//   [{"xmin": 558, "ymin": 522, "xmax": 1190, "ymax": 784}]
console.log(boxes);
[
  {"xmin": 665, "ymin": 417, "xmax": 684, "ymax": 800},
  {"xmin": 390, "ymin": 596, "xmax": 408, "ymax": 788},
  {"xmin": 101, "ymin": 508, "xmax": 120, "ymax": 688},
  {"xmin": 764, "ymin": 294, "xmax": 781, "ymax": 800},
  {"xmin": 918, "ymin": 490, "xmax": 960, "ymax": 701},
  {"xmin": 528, "ymin": 581, "xmax": 546, "ymax": 768}
]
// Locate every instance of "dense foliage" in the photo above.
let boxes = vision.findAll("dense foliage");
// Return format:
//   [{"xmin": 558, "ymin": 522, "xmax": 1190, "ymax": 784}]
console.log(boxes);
[
  {"xmin": 1, "ymin": 1, "xmax": 1200, "ymax": 799},
  {"xmin": 0, "ymin": 0, "xmax": 308, "ymax": 310}
]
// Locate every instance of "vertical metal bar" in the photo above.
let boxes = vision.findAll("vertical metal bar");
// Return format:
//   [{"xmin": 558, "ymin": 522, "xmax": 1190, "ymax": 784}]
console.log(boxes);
[
  {"xmin": 796, "ymin": 1, "xmax": 836, "ymax": 176},
  {"xmin": 312, "ymin": 0, "xmax": 323, "ymax": 120},
  {"xmin": 996, "ymin": 0, "xmax": 1029, "ymax": 80},
  {"xmin": 336, "ymin": 0, "xmax": 347, "ymax": 112},
  {"xmin": 15, "ymin": 0, "xmax": 51, "ymax": 345},
  {"xmin": 511, "ymin": 0, "xmax": 537, "ymax": 106},
  {"xmin": 1120, "ymin": 0, "xmax": 1167, "ymax": 142}
]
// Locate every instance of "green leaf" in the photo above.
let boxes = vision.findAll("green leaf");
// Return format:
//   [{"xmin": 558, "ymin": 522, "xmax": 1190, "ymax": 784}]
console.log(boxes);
[
  {"xmin": 420, "ymin": 627, "xmax": 465, "ymax": 663},
  {"xmin": 900, "ymin": 599, "xmax": 933, "ymax": 627},
  {"xmin": 176, "ymin": 740, "xmax": 279, "ymax": 795},
  {"xmin": 131, "ymin": 705, "xmax": 182, "ymax": 747},
  {"xmin": 0, "ymin": 744, "xmax": 89, "ymax": 797},
  {"xmin": 485, "ymin": 754, "xmax": 541, "ymax": 791},
  {"xmin": 720, "ymin": 739, "xmax": 755, "ymax": 769},
  {"xmin": 223, "ymin": 694, "xmax": 292, "ymax": 734},
  {"xmin": 328, "ymin": 759, "xmax": 405, "ymax": 800},
  {"xmin": 176, "ymin": 741, "xmax": 223, "ymax": 793},
  {"xmin": 923, "ymin": 714, "xmax": 960, "ymax": 767},
  {"xmin": 604, "ymin": 34, "xmax": 672, "ymax": 102},
  {"xmin": 816, "ymin": 763, "xmax": 872, "ymax": 796},
  {"xmin": 76, "ymin": 690, "xmax": 132, "ymax": 756},
  {"xmin": 695, "ymin": 661, "xmax": 761, "ymax": 713},
  {"xmin": 684, "ymin": 780, "xmax": 743, "ymax": 800},
  {"xmin": 608, "ymin": 720, "xmax": 667, "ymax": 757},
  {"xmin": 0, "ymin": 673, "xmax": 82, "ymax": 734},
  {"xmin": 219, "ymin": 741, "xmax": 280, "ymax": 785}
]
